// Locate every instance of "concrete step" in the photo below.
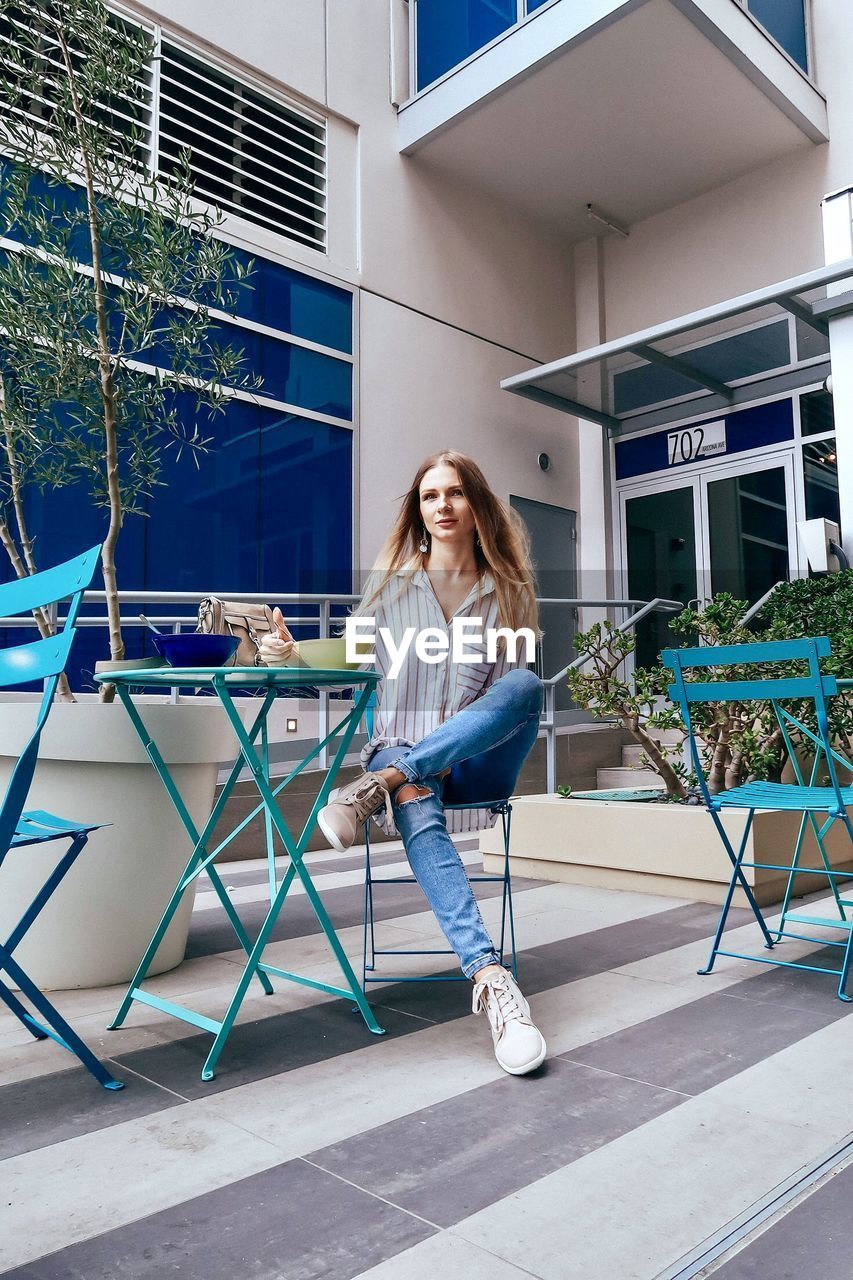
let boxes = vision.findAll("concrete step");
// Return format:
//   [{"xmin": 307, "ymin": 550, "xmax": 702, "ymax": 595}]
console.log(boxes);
[
  {"xmin": 648, "ymin": 727, "xmax": 683, "ymax": 746},
  {"xmin": 596, "ymin": 765, "xmax": 662, "ymax": 789}
]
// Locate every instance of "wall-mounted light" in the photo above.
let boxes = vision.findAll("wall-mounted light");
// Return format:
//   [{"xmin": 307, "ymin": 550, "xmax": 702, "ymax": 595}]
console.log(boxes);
[{"xmin": 286, "ymin": 718, "xmax": 298, "ymax": 733}]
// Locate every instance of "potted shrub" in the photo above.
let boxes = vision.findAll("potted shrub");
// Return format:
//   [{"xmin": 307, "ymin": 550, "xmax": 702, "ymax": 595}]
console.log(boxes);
[
  {"xmin": 481, "ymin": 580, "xmax": 853, "ymax": 906},
  {"xmin": 0, "ymin": 0, "xmax": 259, "ymax": 987}
]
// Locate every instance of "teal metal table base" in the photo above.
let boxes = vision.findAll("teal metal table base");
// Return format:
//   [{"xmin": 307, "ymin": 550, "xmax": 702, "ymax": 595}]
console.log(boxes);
[{"xmin": 95, "ymin": 668, "xmax": 385, "ymax": 1080}]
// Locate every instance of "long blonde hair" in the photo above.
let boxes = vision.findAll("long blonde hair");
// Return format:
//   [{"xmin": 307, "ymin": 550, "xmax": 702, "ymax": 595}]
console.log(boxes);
[{"xmin": 359, "ymin": 451, "xmax": 539, "ymax": 635}]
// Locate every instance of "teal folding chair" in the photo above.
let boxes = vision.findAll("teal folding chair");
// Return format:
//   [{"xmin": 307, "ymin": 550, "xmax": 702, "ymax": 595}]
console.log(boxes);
[
  {"xmin": 362, "ymin": 800, "xmax": 516, "ymax": 985},
  {"xmin": 662, "ymin": 637, "xmax": 853, "ymax": 1001},
  {"xmin": 0, "ymin": 546, "xmax": 123, "ymax": 1089},
  {"xmin": 360, "ymin": 692, "xmax": 517, "ymax": 986}
]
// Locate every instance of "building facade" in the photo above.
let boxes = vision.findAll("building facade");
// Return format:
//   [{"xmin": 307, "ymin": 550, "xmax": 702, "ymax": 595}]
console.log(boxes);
[{"xmin": 4, "ymin": 0, "xmax": 852, "ymax": 679}]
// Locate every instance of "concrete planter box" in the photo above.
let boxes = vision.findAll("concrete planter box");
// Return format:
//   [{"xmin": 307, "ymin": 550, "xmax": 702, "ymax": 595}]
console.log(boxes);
[
  {"xmin": 480, "ymin": 792, "xmax": 853, "ymax": 906},
  {"xmin": 0, "ymin": 693, "xmax": 241, "ymax": 989}
]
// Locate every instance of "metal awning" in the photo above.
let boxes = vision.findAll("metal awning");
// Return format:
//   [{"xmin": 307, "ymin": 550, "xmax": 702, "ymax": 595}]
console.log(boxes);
[{"xmin": 502, "ymin": 258, "xmax": 853, "ymax": 435}]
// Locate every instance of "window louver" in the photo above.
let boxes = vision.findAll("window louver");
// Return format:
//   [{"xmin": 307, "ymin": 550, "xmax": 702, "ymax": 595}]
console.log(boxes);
[
  {"xmin": 157, "ymin": 41, "xmax": 327, "ymax": 251},
  {"xmin": 0, "ymin": 9, "xmax": 327, "ymax": 253},
  {"xmin": 0, "ymin": 2, "xmax": 152, "ymax": 173}
]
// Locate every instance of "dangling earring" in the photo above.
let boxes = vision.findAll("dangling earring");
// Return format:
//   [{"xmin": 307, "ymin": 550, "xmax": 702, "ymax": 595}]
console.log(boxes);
[
  {"xmin": 419, "ymin": 527, "xmax": 429, "ymax": 554},
  {"xmin": 475, "ymin": 531, "xmax": 482, "ymax": 549}
]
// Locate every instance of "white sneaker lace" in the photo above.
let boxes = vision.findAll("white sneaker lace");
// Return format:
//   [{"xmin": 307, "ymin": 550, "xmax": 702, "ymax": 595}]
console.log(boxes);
[{"xmin": 472, "ymin": 973, "xmax": 527, "ymax": 1037}]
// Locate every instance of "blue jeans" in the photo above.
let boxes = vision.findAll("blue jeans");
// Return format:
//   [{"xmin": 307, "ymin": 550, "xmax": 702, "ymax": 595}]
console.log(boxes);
[{"xmin": 368, "ymin": 668, "xmax": 542, "ymax": 978}]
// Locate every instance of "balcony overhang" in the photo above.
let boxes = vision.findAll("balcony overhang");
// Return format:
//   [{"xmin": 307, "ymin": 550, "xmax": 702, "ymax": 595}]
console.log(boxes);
[
  {"xmin": 398, "ymin": 0, "xmax": 828, "ymax": 240},
  {"xmin": 501, "ymin": 258, "xmax": 853, "ymax": 434}
]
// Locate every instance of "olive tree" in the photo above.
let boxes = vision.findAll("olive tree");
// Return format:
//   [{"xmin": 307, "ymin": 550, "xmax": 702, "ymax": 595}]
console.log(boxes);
[{"xmin": 0, "ymin": 0, "xmax": 257, "ymax": 690}]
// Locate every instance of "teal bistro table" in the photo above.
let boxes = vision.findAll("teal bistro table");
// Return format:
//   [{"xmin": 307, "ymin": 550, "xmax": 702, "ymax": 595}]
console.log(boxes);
[{"xmin": 93, "ymin": 666, "xmax": 384, "ymax": 1080}]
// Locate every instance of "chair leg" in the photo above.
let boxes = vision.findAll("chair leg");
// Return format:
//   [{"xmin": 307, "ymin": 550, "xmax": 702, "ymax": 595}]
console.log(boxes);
[
  {"xmin": 496, "ymin": 805, "xmax": 517, "ymax": 978},
  {"xmin": 3, "ymin": 836, "xmax": 85, "ymax": 955},
  {"xmin": 0, "ymin": 837, "xmax": 85, "ymax": 1025},
  {"xmin": 0, "ymin": 833, "xmax": 123, "ymax": 1089},
  {"xmin": 699, "ymin": 810, "xmax": 772, "ymax": 977},
  {"xmin": 812, "ymin": 812, "xmax": 849, "ymax": 921},
  {"xmin": 0, "ymin": 977, "xmax": 49, "ymax": 1040},
  {"xmin": 721, "ymin": 809, "xmax": 774, "ymax": 946},
  {"xmin": 362, "ymin": 824, "xmax": 376, "ymax": 987},
  {"xmin": 0, "ymin": 947, "xmax": 123, "ymax": 1090},
  {"xmin": 836, "ymin": 937, "xmax": 853, "ymax": 1003},
  {"xmin": 835, "ymin": 816, "xmax": 853, "ymax": 1002},
  {"xmin": 775, "ymin": 811, "xmax": 809, "ymax": 941},
  {"xmin": 361, "ymin": 807, "xmax": 515, "ymax": 985},
  {"xmin": 777, "ymin": 809, "xmax": 846, "ymax": 942}
]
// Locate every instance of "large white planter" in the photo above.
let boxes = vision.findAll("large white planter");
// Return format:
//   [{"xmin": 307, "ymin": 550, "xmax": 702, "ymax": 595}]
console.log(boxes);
[
  {"xmin": 0, "ymin": 693, "xmax": 240, "ymax": 989},
  {"xmin": 481, "ymin": 792, "xmax": 853, "ymax": 906}
]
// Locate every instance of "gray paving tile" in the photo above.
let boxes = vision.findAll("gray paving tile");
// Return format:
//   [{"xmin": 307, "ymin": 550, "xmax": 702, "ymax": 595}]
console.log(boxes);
[
  {"xmin": 712, "ymin": 1159, "xmax": 853, "ymax": 1278},
  {"xmin": 0, "ymin": 1064, "xmax": 180, "ymax": 1162},
  {"xmin": 374, "ymin": 900, "xmax": 739, "ymax": 1024},
  {"xmin": 115, "ymin": 1000, "xmax": 425, "ymax": 1099},
  {"xmin": 721, "ymin": 943, "xmax": 853, "ymax": 1013},
  {"xmin": 307, "ymin": 1056, "xmax": 681, "ymax": 1227},
  {"xmin": 217, "ymin": 842, "xmax": 445, "ymax": 888},
  {"xmin": 0, "ymin": 1003, "xmax": 426, "ymax": 1162},
  {"xmin": 0, "ymin": 901, "xmax": 746, "ymax": 1161},
  {"xmin": 1, "ymin": 1157, "xmax": 435, "ymax": 1280},
  {"xmin": 185, "ymin": 874, "xmax": 547, "ymax": 959},
  {"xmin": 561, "ymin": 988, "xmax": 844, "ymax": 1095}
]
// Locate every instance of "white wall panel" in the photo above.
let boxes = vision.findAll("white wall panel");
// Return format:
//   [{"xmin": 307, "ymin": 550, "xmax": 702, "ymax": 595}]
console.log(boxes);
[{"xmin": 358, "ymin": 292, "xmax": 580, "ymax": 566}]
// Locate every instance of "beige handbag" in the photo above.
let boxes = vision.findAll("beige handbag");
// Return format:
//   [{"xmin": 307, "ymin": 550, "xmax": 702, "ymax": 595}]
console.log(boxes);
[{"xmin": 196, "ymin": 597, "xmax": 276, "ymax": 667}]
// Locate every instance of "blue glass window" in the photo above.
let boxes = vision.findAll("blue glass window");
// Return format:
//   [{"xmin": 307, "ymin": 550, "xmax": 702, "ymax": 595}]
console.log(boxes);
[
  {"xmin": 228, "ymin": 252, "xmax": 353, "ymax": 354},
  {"xmin": 0, "ymin": 169, "xmax": 354, "ymax": 688},
  {"xmin": 259, "ymin": 414, "xmax": 353, "ymax": 595},
  {"xmin": 526, "ymin": 0, "xmax": 551, "ymax": 10},
  {"xmin": 214, "ymin": 323, "xmax": 353, "ymax": 420},
  {"xmin": 416, "ymin": 0, "xmax": 517, "ymax": 90},
  {"xmin": 10, "ymin": 478, "xmax": 148, "ymax": 690},
  {"xmin": 747, "ymin": 0, "xmax": 807, "ymax": 71},
  {"xmin": 144, "ymin": 394, "xmax": 263, "ymax": 593}
]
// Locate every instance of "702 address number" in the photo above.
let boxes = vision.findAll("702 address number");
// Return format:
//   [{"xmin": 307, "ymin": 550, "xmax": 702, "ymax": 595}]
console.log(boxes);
[{"xmin": 666, "ymin": 422, "xmax": 726, "ymax": 466}]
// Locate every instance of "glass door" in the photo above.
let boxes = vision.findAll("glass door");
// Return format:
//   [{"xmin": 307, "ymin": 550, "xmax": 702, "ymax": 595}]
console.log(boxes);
[
  {"xmin": 700, "ymin": 455, "xmax": 797, "ymax": 605},
  {"xmin": 623, "ymin": 481, "xmax": 699, "ymax": 669},
  {"xmin": 620, "ymin": 453, "xmax": 798, "ymax": 667}
]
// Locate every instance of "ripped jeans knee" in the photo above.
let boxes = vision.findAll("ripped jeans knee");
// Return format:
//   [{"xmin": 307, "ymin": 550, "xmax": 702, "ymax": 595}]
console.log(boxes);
[{"xmin": 396, "ymin": 783, "xmax": 433, "ymax": 806}]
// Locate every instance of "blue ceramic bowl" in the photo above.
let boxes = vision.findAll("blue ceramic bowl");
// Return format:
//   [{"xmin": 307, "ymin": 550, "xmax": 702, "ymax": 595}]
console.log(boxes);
[{"xmin": 152, "ymin": 633, "xmax": 239, "ymax": 668}]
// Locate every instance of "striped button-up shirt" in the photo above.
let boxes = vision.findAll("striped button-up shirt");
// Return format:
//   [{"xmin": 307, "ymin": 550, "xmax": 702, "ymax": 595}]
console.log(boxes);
[{"xmin": 360, "ymin": 568, "xmax": 516, "ymax": 834}]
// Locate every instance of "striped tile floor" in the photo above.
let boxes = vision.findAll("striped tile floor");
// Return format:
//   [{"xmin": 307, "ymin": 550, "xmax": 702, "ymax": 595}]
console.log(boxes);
[{"xmin": 2, "ymin": 838, "xmax": 852, "ymax": 1279}]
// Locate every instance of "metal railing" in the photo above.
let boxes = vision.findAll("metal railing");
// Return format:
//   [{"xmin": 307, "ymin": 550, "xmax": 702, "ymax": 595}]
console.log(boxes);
[
  {"xmin": 1, "ymin": 590, "xmax": 362, "ymax": 767},
  {"xmin": 739, "ymin": 582, "xmax": 782, "ymax": 627},
  {"xmin": 538, "ymin": 597, "xmax": 683, "ymax": 792},
  {"xmin": 1, "ymin": 588, "xmax": 683, "ymax": 784}
]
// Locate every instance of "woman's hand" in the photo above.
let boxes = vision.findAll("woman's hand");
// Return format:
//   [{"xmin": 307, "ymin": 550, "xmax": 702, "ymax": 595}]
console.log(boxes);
[{"xmin": 259, "ymin": 607, "xmax": 295, "ymax": 667}]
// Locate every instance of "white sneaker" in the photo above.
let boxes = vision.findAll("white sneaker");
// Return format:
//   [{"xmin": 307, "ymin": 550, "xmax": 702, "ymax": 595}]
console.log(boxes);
[
  {"xmin": 472, "ymin": 968, "xmax": 547, "ymax": 1076},
  {"xmin": 317, "ymin": 772, "xmax": 393, "ymax": 852}
]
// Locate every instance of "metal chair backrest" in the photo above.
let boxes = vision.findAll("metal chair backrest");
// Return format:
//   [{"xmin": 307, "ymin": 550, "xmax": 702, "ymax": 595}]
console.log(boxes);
[
  {"xmin": 661, "ymin": 636, "xmax": 843, "ymax": 809},
  {"xmin": 364, "ymin": 690, "xmax": 377, "ymax": 739},
  {"xmin": 0, "ymin": 545, "xmax": 101, "ymax": 866}
]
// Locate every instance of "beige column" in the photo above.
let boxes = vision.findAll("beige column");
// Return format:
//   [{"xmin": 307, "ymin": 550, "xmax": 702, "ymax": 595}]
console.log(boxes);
[
  {"xmin": 573, "ymin": 235, "xmax": 612, "ymax": 622},
  {"xmin": 821, "ymin": 186, "xmax": 853, "ymax": 561}
]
